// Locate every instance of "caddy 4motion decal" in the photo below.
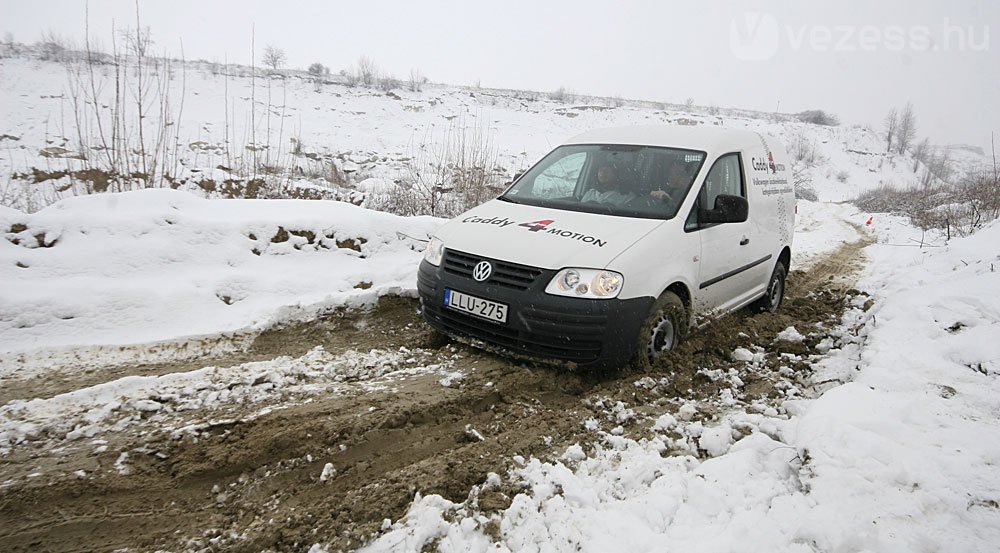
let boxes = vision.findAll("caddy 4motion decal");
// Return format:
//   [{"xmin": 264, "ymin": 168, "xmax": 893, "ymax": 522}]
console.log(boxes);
[{"xmin": 461, "ymin": 215, "xmax": 607, "ymax": 247}]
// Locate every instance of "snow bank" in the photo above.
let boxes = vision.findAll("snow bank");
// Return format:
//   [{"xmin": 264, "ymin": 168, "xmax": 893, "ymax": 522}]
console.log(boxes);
[
  {"xmin": 788, "ymin": 219, "xmax": 1000, "ymax": 551},
  {"xmin": 0, "ymin": 189, "xmax": 441, "ymax": 372}
]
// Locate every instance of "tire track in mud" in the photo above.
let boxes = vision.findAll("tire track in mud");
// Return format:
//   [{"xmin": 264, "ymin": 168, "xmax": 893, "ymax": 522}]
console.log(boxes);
[{"xmin": 0, "ymin": 233, "xmax": 876, "ymax": 552}]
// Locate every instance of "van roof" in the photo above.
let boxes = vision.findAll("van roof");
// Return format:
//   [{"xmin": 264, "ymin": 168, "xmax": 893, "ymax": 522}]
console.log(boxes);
[{"xmin": 564, "ymin": 125, "xmax": 766, "ymax": 153}]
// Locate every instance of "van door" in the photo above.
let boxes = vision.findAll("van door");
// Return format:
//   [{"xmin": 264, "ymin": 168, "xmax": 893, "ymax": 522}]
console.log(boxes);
[{"xmin": 686, "ymin": 153, "xmax": 760, "ymax": 314}]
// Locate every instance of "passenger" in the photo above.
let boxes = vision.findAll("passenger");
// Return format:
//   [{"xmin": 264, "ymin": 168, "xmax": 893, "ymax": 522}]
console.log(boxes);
[{"xmin": 581, "ymin": 165, "xmax": 636, "ymax": 205}]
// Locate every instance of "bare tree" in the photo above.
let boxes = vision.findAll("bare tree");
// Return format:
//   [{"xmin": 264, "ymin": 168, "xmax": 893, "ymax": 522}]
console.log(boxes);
[
  {"xmin": 921, "ymin": 147, "xmax": 953, "ymax": 187},
  {"xmin": 408, "ymin": 68, "xmax": 423, "ymax": 92},
  {"xmin": 38, "ymin": 29, "xmax": 70, "ymax": 61},
  {"xmin": 262, "ymin": 45, "xmax": 286, "ymax": 72},
  {"xmin": 883, "ymin": 108, "xmax": 899, "ymax": 153},
  {"xmin": 911, "ymin": 137, "xmax": 930, "ymax": 172},
  {"xmin": 356, "ymin": 56, "xmax": 378, "ymax": 87},
  {"xmin": 898, "ymin": 102, "xmax": 917, "ymax": 155}
]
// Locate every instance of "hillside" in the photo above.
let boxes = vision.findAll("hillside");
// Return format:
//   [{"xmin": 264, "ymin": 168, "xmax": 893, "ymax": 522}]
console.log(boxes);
[{"xmin": 1, "ymin": 54, "xmax": 965, "ymax": 214}]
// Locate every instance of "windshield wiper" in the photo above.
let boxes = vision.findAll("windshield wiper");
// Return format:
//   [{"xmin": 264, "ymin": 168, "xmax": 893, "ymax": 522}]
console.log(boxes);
[{"xmin": 497, "ymin": 195, "xmax": 521, "ymax": 204}]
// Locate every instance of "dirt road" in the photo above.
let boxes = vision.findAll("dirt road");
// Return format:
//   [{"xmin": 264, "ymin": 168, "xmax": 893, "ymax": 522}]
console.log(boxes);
[{"xmin": 0, "ymin": 235, "xmax": 873, "ymax": 552}]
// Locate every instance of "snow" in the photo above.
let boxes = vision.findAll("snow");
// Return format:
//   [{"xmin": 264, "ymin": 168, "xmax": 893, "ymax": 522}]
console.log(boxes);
[
  {"xmin": 319, "ymin": 463, "xmax": 336, "ymax": 482},
  {"xmin": 1, "ymin": 56, "xmax": 964, "ymax": 214},
  {"xmin": 0, "ymin": 188, "xmax": 440, "ymax": 373},
  {"xmin": 791, "ymin": 199, "xmax": 863, "ymax": 267},
  {"xmin": 775, "ymin": 326, "xmax": 806, "ymax": 343},
  {"xmin": 0, "ymin": 345, "xmax": 456, "ymax": 452}
]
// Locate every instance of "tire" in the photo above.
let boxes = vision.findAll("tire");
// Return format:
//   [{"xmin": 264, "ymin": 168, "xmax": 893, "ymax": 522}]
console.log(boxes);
[
  {"xmin": 633, "ymin": 291, "xmax": 687, "ymax": 370},
  {"xmin": 752, "ymin": 261, "xmax": 787, "ymax": 313}
]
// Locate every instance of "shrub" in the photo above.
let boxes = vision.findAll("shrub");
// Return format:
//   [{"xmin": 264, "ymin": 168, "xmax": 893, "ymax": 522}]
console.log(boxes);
[
  {"xmin": 408, "ymin": 68, "xmax": 423, "ymax": 92},
  {"xmin": 356, "ymin": 56, "xmax": 378, "ymax": 87},
  {"xmin": 378, "ymin": 74, "xmax": 401, "ymax": 92},
  {"xmin": 789, "ymin": 133, "xmax": 826, "ymax": 167},
  {"xmin": 792, "ymin": 163, "xmax": 818, "ymax": 201},
  {"xmin": 796, "ymin": 110, "xmax": 840, "ymax": 126},
  {"xmin": 369, "ymin": 116, "xmax": 504, "ymax": 217},
  {"xmin": 307, "ymin": 63, "xmax": 328, "ymax": 78},
  {"xmin": 549, "ymin": 86, "xmax": 573, "ymax": 103}
]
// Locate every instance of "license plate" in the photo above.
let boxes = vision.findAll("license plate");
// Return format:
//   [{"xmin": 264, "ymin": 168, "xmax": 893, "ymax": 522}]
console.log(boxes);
[{"xmin": 444, "ymin": 289, "xmax": 508, "ymax": 323}]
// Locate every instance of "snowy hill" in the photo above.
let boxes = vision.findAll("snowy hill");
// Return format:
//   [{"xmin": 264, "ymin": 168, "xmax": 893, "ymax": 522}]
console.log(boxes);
[{"xmin": 0, "ymin": 55, "xmax": 967, "ymax": 212}]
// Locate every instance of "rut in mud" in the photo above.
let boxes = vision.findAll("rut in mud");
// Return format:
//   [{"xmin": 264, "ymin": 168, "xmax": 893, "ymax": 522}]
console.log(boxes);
[{"xmin": 0, "ymin": 235, "xmax": 874, "ymax": 552}]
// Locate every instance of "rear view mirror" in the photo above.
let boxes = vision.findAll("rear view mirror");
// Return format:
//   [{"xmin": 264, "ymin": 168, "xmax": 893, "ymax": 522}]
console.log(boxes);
[{"xmin": 700, "ymin": 194, "xmax": 748, "ymax": 224}]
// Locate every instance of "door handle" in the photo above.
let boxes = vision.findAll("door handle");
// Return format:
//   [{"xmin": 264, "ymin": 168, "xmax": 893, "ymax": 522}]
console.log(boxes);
[{"xmin": 739, "ymin": 237, "xmax": 750, "ymax": 246}]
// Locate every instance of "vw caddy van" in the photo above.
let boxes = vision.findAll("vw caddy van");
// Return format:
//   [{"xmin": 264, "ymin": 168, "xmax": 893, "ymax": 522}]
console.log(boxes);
[{"xmin": 417, "ymin": 126, "xmax": 795, "ymax": 369}]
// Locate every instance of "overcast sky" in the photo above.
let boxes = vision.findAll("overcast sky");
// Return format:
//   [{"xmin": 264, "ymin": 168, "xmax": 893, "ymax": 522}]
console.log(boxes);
[{"xmin": 3, "ymin": 0, "xmax": 997, "ymax": 151}]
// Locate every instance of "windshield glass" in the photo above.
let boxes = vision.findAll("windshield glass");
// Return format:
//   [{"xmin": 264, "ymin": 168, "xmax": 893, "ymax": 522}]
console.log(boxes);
[{"xmin": 500, "ymin": 144, "xmax": 706, "ymax": 219}]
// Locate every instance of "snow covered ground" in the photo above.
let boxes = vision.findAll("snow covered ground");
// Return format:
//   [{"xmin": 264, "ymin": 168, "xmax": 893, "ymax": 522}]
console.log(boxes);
[{"xmin": 0, "ymin": 55, "xmax": 964, "ymax": 214}]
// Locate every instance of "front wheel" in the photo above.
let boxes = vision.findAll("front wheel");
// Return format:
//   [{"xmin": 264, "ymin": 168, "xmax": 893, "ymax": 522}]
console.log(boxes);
[
  {"xmin": 752, "ymin": 261, "xmax": 787, "ymax": 313},
  {"xmin": 633, "ymin": 291, "xmax": 687, "ymax": 370}
]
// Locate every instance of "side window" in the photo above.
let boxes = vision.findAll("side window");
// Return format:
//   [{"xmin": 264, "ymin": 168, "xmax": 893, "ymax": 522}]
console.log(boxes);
[
  {"xmin": 685, "ymin": 153, "xmax": 745, "ymax": 231},
  {"xmin": 526, "ymin": 152, "xmax": 586, "ymax": 199},
  {"xmin": 703, "ymin": 153, "xmax": 745, "ymax": 209}
]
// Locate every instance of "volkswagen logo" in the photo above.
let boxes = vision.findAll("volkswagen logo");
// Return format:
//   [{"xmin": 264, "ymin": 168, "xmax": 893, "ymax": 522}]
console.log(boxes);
[{"xmin": 472, "ymin": 260, "xmax": 492, "ymax": 282}]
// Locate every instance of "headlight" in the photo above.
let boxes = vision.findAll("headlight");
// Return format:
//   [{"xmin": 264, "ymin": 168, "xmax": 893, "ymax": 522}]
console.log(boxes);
[
  {"xmin": 545, "ymin": 268, "xmax": 624, "ymax": 299},
  {"xmin": 423, "ymin": 237, "xmax": 444, "ymax": 266}
]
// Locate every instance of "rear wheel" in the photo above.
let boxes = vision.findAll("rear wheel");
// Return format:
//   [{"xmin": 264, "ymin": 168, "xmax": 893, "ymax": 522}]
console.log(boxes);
[
  {"xmin": 633, "ymin": 291, "xmax": 687, "ymax": 370},
  {"xmin": 752, "ymin": 261, "xmax": 787, "ymax": 313}
]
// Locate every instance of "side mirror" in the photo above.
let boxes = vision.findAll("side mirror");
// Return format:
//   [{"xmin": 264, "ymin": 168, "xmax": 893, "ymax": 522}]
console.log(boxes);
[{"xmin": 700, "ymin": 194, "xmax": 748, "ymax": 224}]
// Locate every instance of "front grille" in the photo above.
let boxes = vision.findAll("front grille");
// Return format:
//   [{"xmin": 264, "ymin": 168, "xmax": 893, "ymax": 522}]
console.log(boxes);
[
  {"xmin": 442, "ymin": 250, "xmax": 543, "ymax": 291},
  {"xmin": 420, "ymin": 301, "xmax": 604, "ymax": 363}
]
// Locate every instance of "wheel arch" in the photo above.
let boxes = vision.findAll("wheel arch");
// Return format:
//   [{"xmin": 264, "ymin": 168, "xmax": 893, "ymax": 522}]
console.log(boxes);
[
  {"xmin": 778, "ymin": 246, "xmax": 791, "ymax": 272},
  {"xmin": 663, "ymin": 280, "xmax": 692, "ymax": 315}
]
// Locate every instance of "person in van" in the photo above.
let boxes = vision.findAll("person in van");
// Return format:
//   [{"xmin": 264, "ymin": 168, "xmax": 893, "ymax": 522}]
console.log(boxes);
[
  {"xmin": 650, "ymin": 159, "xmax": 691, "ymax": 202},
  {"xmin": 581, "ymin": 165, "xmax": 636, "ymax": 205}
]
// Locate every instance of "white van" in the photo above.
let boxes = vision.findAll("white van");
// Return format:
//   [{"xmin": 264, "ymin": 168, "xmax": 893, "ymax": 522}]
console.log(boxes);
[{"xmin": 417, "ymin": 126, "xmax": 795, "ymax": 369}]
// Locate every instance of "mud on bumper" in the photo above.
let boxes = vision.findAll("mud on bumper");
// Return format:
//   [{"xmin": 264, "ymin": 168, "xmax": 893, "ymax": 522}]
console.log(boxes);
[{"xmin": 417, "ymin": 258, "xmax": 653, "ymax": 369}]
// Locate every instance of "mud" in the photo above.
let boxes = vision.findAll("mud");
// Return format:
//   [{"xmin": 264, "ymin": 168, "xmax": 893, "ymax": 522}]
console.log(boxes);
[{"xmin": 0, "ymin": 236, "xmax": 874, "ymax": 552}]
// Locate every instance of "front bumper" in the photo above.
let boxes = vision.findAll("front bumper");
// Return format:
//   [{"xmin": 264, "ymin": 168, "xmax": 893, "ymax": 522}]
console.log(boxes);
[{"xmin": 417, "ymin": 254, "xmax": 653, "ymax": 369}]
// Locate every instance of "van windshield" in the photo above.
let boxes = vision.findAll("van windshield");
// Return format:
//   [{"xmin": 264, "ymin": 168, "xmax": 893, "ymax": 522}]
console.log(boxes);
[{"xmin": 500, "ymin": 144, "xmax": 706, "ymax": 219}]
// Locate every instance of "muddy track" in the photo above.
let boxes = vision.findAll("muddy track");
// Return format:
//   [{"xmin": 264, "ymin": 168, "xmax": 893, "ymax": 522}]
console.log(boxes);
[{"xmin": 0, "ymin": 234, "xmax": 874, "ymax": 552}]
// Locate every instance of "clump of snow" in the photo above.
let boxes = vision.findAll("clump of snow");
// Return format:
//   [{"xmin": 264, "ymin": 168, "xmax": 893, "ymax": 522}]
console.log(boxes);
[
  {"xmin": 463, "ymin": 425, "xmax": 485, "ymax": 442},
  {"xmin": 697, "ymin": 424, "xmax": 734, "ymax": 457},
  {"xmin": 319, "ymin": 463, "xmax": 336, "ymax": 482},
  {"xmin": 561, "ymin": 444, "xmax": 586, "ymax": 463},
  {"xmin": 731, "ymin": 347, "xmax": 754, "ymax": 362},
  {"xmin": 439, "ymin": 371, "xmax": 464, "ymax": 387},
  {"xmin": 114, "ymin": 452, "xmax": 131, "ymax": 475},
  {"xmin": 676, "ymin": 403, "xmax": 698, "ymax": 421},
  {"xmin": 775, "ymin": 326, "xmax": 806, "ymax": 343}
]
